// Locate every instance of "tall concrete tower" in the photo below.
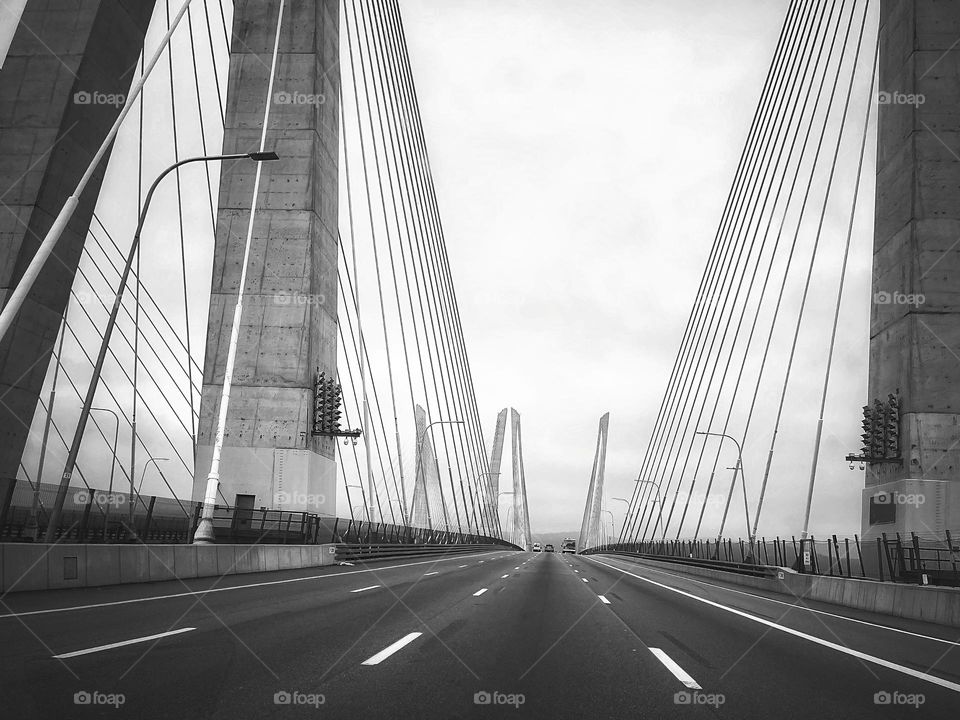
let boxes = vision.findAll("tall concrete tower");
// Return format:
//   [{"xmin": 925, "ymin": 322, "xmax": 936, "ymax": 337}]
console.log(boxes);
[
  {"xmin": 193, "ymin": 0, "xmax": 341, "ymax": 517},
  {"xmin": 864, "ymin": 0, "xmax": 960, "ymax": 538},
  {"xmin": 0, "ymin": 1, "xmax": 156, "ymax": 481}
]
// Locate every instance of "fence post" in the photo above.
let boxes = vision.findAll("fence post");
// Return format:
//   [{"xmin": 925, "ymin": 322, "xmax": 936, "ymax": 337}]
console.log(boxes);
[
  {"xmin": 911, "ymin": 533, "xmax": 924, "ymax": 584},
  {"xmin": 876, "ymin": 537, "xmax": 885, "ymax": 582}
]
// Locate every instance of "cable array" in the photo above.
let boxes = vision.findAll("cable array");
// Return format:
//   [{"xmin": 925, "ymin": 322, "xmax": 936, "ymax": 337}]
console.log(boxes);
[{"xmin": 618, "ymin": 0, "xmax": 878, "ymax": 545}]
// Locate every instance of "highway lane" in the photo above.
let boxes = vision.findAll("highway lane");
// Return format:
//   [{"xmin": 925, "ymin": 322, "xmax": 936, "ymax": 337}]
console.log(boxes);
[{"xmin": 1, "ymin": 549, "xmax": 958, "ymax": 718}]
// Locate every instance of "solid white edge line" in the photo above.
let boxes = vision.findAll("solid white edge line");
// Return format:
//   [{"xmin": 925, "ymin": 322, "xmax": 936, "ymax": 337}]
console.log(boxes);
[
  {"xmin": 350, "ymin": 585, "xmax": 381, "ymax": 593},
  {"xmin": 598, "ymin": 595, "xmax": 611, "ymax": 604},
  {"xmin": 473, "ymin": 588, "xmax": 488, "ymax": 596},
  {"xmin": 587, "ymin": 556, "xmax": 960, "ymax": 694},
  {"xmin": 624, "ymin": 560, "xmax": 960, "ymax": 648},
  {"xmin": 1, "ymin": 551, "xmax": 503, "ymax": 620},
  {"xmin": 52, "ymin": 628, "xmax": 195, "ymax": 659},
  {"xmin": 360, "ymin": 632, "xmax": 422, "ymax": 665},
  {"xmin": 649, "ymin": 647, "xmax": 701, "ymax": 689}
]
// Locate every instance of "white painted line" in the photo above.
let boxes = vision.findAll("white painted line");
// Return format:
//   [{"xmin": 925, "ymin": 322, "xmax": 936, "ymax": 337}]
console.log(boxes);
[
  {"xmin": 587, "ymin": 557, "xmax": 960, "ymax": 694},
  {"xmin": 458, "ymin": 565, "xmax": 468, "ymax": 568},
  {"xmin": 361, "ymin": 632, "xmax": 422, "ymax": 665},
  {"xmin": 514, "ymin": 567, "xmax": 520, "ymax": 570},
  {"xmin": 598, "ymin": 595, "xmax": 611, "ymax": 604},
  {"xmin": 649, "ymin": 648, "xmax": 701, "ymax": 689},
  {"xmin": 574, "ymin": 570, "xmax": 579, "ymax": 573},
  {"xmin": 479, "ymin": 561, "xmax": 485, "ymax": 564},
  {"xmin": 0, "ymin": 551, "xmax": 502, "ymax": 620},
  {"xmin": 423, "ymin": 572, "xmax": 439, "ymax": 577},
  {"xmin": 53, "ymin": 628, "xmax": 195, "ymax": 659},
  {"xmin": 350, "ymin": 585, "xmax": 381, "ymax": 593},
  {"xmin": 581, "ymin": 578, "xmax": 588, "ymax": 583},
  {"xmin": 473, "ymin": 588, "xmax": 488, "ymax": 596},
  {"xmin": 501, "ymin": 574, "xmax": 509, "ymax": 579},
  {"xmin": 621, "ymin": 561, "xmax": 960, "ymax": 648}
]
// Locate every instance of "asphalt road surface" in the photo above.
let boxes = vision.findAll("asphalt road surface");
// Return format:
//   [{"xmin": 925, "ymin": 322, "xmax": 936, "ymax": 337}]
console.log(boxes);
[{"xmin": 1, "ymin": 550, "xmax": 958, "ymax": 718}]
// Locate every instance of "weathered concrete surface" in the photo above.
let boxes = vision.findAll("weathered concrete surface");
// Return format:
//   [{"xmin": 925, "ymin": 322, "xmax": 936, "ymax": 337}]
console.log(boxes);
[
  {"xmin": 865, "ymin": 0, "xmax": 960, "ymax": 538},
  {"xmin": 0, "ymin": 0, "xmax": 156, "ymax": 482},
  {"xmin": 193, "ymin": 0, "xmax": 340, "ymax": 516},
  {"xmin": 0, "ymin": 542, "xmax": 337, "ymax": 593}
]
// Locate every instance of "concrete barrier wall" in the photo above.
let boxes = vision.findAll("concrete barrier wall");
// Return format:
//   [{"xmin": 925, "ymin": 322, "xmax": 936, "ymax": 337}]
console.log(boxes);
[
  {"xmin": 0, "ymin": 543, "xmax": 338, "ymax": 594},
  {"xmin": 595, "ymin": 555, "xmax": 960, "ymax": 627}
]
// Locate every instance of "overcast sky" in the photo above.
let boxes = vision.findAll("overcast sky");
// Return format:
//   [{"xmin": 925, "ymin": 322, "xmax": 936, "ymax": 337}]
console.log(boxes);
[
  {"xmin": 16, "ymin": 0, "xmax": 880, "ymax": 540},
  {"xmin": 399, "ymin": 0, "xmax": 876, "ymax": 535}
]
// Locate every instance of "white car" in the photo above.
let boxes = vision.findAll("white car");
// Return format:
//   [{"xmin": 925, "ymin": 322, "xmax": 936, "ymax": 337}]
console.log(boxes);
[{"xmin": 532, "ymin": 542, "xmax": 542, "ymax": 552}]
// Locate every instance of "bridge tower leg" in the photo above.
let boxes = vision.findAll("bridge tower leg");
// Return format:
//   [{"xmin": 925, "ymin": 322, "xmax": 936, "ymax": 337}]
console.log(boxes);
[
  {"xmin": 864, "ymin": 0, "xmax": 960, "ymax": 538},
  {"xmin": 193, "ymin": 0, "xmax": 341, "ymax": 518},
  {"xmin": 0, "ymin": 1, "xmax": 156, "ymax": 482}
]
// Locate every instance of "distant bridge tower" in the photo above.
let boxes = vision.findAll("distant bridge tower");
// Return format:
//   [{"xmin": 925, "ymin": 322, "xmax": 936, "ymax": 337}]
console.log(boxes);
[
  {"xmin": 192, "ymin": 0, "xmax": 341, "ymax": 515},
  {"xmin": 863, "ymin": 0, "xmax": 960, "ymax": 538},
  {"xmin": 487, "ymin": 408, "xmax": 508, "ymax": 509},
  {"xmin": 578, "ymin": 413, "xmax": 609, "ymax": 550},
  {"xmin": 510, "ymin": 408, "xmax": 532, "ymax": 550}
]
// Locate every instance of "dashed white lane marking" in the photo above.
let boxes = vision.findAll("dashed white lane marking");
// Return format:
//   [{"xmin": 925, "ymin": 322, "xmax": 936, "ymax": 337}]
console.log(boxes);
[
  {"xmin": 350, "ymin": 585, "xmax": 381, "ymax": 593},
  {"xmin": 458, "ymin": 565, "xmax": 468, "ymax": 568},
  {"xmin": 574, "ymin": 570, "xmax": 579, "ymax": 573},
  {"xmin": 649, "ymin": 648, "xmax": 701, "ymax": 689},
  {"xmin": 1, "ymin": 551, "xmax": 502, "ymax": 620},
  {"xmin": 473, "ymin": 588, "xmax": 488, "ymax": 597},
  {"xmin": 514, "ymin": 567, "xmax": 520, "ymax": 570},
  {"xmin": 53, "ymin": 628, "xmax": 196, "ymax": 659},
  {"xmin": 588, "ymin": 557, "xmax": 960, "ymax": 694},
  {"xmin": 598, "ymin": 595, "xmax": 611, "ymax": 605},
  {"xmin": 361, "ymin": 632, "xmax": 422, "ymax": 665},
  {"xmin": 501, "ymin": 574, "xmax": 509, "ymax": 579},
  {"xmin": 423, "ymin": 572, "xmax": 439, "ymax": 577}
]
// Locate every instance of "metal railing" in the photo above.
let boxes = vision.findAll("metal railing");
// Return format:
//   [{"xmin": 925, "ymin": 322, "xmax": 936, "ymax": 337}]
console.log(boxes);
[
  {"xmin": 0, "ymin": 477, "xmax": 516, "ymax": 548},
  {"xmin": 583, "ymin": 531, "xmax": 960, "ymax": 587}
]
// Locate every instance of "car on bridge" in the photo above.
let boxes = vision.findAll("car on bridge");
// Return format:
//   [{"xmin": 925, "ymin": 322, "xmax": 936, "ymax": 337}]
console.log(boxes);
[
  {"xmin": 544, "ymin": 544, "xmax": 554, "ymax": 552},
  {"xmin": 532, "ymin": 542, "xmax": 542, "ymax": 552},
  {"xmin": 561, "ymin": 539, "xmax": 576, "ymax": 554}
]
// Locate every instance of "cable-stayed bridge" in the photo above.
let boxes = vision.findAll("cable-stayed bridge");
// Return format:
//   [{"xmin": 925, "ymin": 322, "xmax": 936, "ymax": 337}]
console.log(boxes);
[{"xmin": 1, "ymin": 1, "xmax": 959, "ymax": 718}]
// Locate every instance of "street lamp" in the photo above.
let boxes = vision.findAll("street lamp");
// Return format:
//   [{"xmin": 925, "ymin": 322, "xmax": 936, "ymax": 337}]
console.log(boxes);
[
  {"xmin": 90, "ymin": 406, "xmax": 120, "ymax": 541},
  {"xmin": 695, "ymin": 430, "xmax": 753, "ymax": 558},
  {"xmin": 131, "ymin": 457, "xmax": 168, "ymax": 535},
  {"xmin": 633, "ymin": 478, "xmax": 665, "ymax": 543},
  {"xmin": 44, "ymin": 150, "xmax": 280, "ymax": 543}
]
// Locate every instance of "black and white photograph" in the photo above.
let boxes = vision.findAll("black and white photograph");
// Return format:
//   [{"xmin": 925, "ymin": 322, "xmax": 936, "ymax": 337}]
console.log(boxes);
[{"xmin": 0, "ymin": 0, "xmax": 958, "ymax": 717}]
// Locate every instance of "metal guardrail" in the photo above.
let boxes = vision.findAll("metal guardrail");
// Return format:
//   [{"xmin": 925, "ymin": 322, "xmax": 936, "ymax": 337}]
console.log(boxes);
[
  {"xmin": 583, "ymin": 549, "xmax": 779, "ymax": 579},
  {"xmin": 0, "ymin": 478, "xmax": 516, "ymax": 548},
  {"xmin": 583, "ymin": 531, "xmax": 960, "ymax": 587},
  {"xmin": 335, "ymin": 543, "xmax": 515, "ymax": 563}
]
